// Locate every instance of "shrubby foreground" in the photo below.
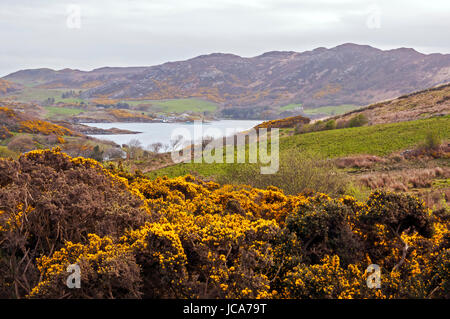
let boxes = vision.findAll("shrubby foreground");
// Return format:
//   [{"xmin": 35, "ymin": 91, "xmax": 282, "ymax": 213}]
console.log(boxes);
[{"xmin": 0, "ymin": 149, "xmax": 448, "ymax": 299}]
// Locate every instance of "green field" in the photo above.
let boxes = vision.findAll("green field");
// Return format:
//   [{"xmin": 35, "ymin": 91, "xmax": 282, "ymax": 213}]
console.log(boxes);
[
  {"xmin": 281, "ymin": 115, "xmax": 449, "ymax": 157},
  {"xmin": 11, "ymin": 88, "xmax": 62, "ymax": 102},
  {"xmin": 148, "ymin": 116, "xmax": 450, "ymax": 179},
  {"xmin": 12, "ymin": 88, "xmax": 216, "ymax": 114},
  {"xmin": 43, "ymin": 106, "xmax": 85, "ymax": 118},
  {"xmin": 10, "ymin": 87, "xmax": 86, "ymax": 104},
  {"xmin": 303, "ymin": 104, "xmax": 361, "ymax": 116},
  {"xmin": 124, "ymin": 98, "xmax": 218, "ymax": 113},
  {"xmin": 279, "ymin": 103, "xmax": 362, "ymax": 116},
  {"xmin": 279, "ymin": 103, "xmax": 303, "ymax": 111}
]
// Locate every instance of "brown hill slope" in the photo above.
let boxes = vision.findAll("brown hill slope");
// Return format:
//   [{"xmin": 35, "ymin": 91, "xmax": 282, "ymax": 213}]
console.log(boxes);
[
  {"xmin": 0, "ymin": 79, "xmax": 22, "ymax": 95},
  {"xmin": 4, "ymin": 44, "xmax": 450, "ymax": 109},
  {"xmin": 0, "ymin": 105, "xmax": 77, "ymax": 137},
  {"xmin": 333, "ymin": 82, "xmax": 450, "ymax": 125}
]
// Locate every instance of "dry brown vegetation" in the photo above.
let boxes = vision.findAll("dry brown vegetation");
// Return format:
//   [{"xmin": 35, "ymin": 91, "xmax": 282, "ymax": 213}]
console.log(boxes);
[
  {"xmin": 336, "ymin": 141, "xmax": 450, "ymax": 209},
  {"xmin": 355, "ymin": 167, "xmax": 450, "ymax": 210},
  {"xmin": 357, "ymin": 167, "xmax": 449, "ymax": 191},
  {"xmin": 335, "ymin": 155, "xmax": 387, "ymax": 169},
  {"xmin": 0, "ymin": 79, "xmax": 21, "ymax": 95},
  {"xmin": 334, "ymin": 83, "xmax": 450, "ymax": 125}
]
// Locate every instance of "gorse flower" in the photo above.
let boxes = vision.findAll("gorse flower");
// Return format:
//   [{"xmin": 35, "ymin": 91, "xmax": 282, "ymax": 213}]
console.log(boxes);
[{"xmin": 0, "ymin": 149, "xmax": 448, "ymax": 299}]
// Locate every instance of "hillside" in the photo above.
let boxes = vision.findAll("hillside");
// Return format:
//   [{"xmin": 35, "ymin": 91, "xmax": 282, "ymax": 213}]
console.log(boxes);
[
  {"xmin": 0, "ymin": 79, "xmax": 21, "ymax": 95},
  {"xmin": 3, "ymin": 44, "xmax": 450, "ymax": 113},
  {"xmin": 0, "ymin": 106, "xmax": 78, "ymax": 137},
  {"xmin": 146, "ymin": 80, "xmax": 450, "ymax": 208},
  {"xmin": 151, "ymin": 115, "xmax": 450, "ymax": 176},
  {"xmin": 0, "ymin": 102, "xmax": 128, "ymax": 160},
  {"xmin": 332, "ymin": 82, "xmax": 450, "ymax": 125}
]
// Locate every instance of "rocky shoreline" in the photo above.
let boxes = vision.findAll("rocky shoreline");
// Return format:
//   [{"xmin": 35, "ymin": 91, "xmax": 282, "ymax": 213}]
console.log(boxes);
[{"xmin": 59, "ymin": 122, "xmax": 141, "ymax": 135}]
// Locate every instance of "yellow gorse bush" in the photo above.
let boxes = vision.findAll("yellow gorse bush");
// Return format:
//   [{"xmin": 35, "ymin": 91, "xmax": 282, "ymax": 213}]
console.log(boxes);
[{"xmin": 0, "ymin": 148, "xmax": 448, "ymax": 299}]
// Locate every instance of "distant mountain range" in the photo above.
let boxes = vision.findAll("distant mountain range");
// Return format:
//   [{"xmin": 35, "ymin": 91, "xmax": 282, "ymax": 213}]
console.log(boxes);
[{"xmin": 3, "ymin": 43, "xmax": 450, "ymax": 109}]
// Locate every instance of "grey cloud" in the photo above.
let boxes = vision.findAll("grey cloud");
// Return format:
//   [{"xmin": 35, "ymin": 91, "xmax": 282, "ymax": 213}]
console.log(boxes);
[{"xmin": 0, "ymin": 0, "xmax": 449, "ymax": 76}]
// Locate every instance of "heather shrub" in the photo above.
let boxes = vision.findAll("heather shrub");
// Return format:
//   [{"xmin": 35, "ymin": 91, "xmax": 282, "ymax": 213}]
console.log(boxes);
[{"xmin": 335, "ymin": 155, "xmax": 385, "ymax": 168}]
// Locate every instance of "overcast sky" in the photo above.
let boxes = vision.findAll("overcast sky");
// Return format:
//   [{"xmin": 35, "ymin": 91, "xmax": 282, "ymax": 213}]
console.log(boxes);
[{"xmin": 1, "ymin": 0, "xmax": 450, "ymax": 76}]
